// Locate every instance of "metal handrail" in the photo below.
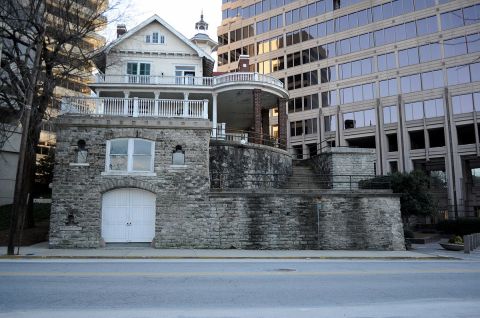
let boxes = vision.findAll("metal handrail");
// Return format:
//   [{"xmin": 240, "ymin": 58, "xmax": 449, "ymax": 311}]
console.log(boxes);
[{"xmin": 210, "ymin": 172, "xmax": 389, "ymax": 190}]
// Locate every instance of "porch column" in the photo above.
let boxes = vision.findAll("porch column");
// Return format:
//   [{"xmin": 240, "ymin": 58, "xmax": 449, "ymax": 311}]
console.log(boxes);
[
  {"xmin": 261, "ymin": 109, "xmax": 270, "ymax": 145},
  {"xmin": 183, "ymin": 92, "xmax": 189, "ymax": 117},
  {"xmin": 278, "ymin": 98, "xmax": 287, "ymax": 150},
  {"xmin": 95, "ymin": 90, "xmax": 103, "ymax": 114},
  {"xmin": 123, "ymin": 91, "xmax": 129, "ymax": 116},
  {"xmin": 253, "ymin": 89, "xmax": 262, "ymax": 144},
  {"xmin": 154, "ymin": 91, "xmax": 160, "ymax": 116},
  {"xmin": 212, "ymin": 93, "xmax": 218, "ymax": 137}
]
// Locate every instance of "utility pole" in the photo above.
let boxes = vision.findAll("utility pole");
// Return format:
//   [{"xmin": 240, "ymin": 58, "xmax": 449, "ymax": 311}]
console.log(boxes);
[{"xmin": 7, "ymin": 37, "xmax": 43, "ymax": 256}]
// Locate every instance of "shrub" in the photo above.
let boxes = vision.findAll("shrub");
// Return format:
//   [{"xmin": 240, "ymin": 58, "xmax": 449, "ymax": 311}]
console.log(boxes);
[
  {"xmin": 448, "ymin": 235, "xmax": 464, "ymax": 244},
  {"xmin": 437, "ymin": 218, "xmax": 480, "ymax": 236}
]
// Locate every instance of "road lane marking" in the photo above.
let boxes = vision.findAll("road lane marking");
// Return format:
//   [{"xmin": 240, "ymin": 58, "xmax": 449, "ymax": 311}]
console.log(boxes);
[{"xmin": 0, "ymin": 268, "xmax": 479, "ymax": 277}]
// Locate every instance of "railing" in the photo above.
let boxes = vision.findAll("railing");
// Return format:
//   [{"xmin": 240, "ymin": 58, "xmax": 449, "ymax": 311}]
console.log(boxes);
[
  {"xmin": 210, "ymin": 172, "xmax": 389, "ymax": 190},
  {"xmin": 95, "ymin": 72, "xmax": 285, "ymax": 89},
  {"xmin": 61, "ymin": 97, "xmax": 209, "ymax": 119},
  {"xmin": 95, "ymin": 74, "xmax": 214, "ymax": 86},
  {"xmin": 210, "ymin": 128, "xmax": 287, "ymax": 149}
]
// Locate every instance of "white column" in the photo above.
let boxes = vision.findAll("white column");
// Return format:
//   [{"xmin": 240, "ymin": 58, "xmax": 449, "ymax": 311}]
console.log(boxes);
[
  {"xmin": 183, "ymin": 92, "xmax": 189, "ymax": 117},
  {"xmin": 203, "ymin": 99, "xmax": 209, "ymax": 119},
  {"xmin": 95, "ymin": 90, "xmax": 102, "ymax": 114},
  {"xmin": 133, "ymin": 97, "xmax": 139, "ymax": 117},
  {"xmin": 212, "ymin": 93, "xmax": 218, "ymax": 137},
  {"xmin": 154, "ymin": 91, "xmax": 160, "ymax": 117},
  {"xmin": 123, "ymin": 91, "xmax": 129, "ymax": 116}
]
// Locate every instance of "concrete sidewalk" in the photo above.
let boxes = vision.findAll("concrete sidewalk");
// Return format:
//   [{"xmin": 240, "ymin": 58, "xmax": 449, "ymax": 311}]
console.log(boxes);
[{"xmin": 0, "ymin": 242, "xmax": 461, "ymax": 260}]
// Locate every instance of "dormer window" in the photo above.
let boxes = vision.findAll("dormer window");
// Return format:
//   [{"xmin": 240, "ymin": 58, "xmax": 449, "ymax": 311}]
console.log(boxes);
[{"xmin": 146, "ymin": 32, "xmax": 165, "ymax": 44}]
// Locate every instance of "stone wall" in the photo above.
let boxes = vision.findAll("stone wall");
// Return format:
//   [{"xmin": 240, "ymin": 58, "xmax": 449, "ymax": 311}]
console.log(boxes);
[
  {"xmin": 153, "ymin": 191, "xmax": 404, "ymax": 251},
  {"xmin": 209, "ymin": 140, "xmax": 292, "ymax": 189},
  {"xmin": 311, "ymin": 147, "xmax": 376, "ymax": 189},
  {"xmin": 49, "ymin": 116, "xmax": 211, "ymax": 248},
  {"xmin": 50, "ymin": 118, "xmax": 404, "ymax": 250}
]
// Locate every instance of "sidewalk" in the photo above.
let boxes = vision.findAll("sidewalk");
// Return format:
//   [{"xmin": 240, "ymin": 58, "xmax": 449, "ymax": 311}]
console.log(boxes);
[{"xmin": 0, "ymin": 241, "xmax": 463, "ymax": 260}]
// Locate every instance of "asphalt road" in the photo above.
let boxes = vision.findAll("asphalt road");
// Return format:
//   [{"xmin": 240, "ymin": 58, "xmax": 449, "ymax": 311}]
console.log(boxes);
[{"xmin": 0, "ymin": 259, "xmax": 479, "ymax": 318}]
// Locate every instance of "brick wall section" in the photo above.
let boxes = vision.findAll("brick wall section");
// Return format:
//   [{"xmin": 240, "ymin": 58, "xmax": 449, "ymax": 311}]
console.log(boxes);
[
  {"xmin": 253, "ymin": 89, "xmax": 262, "ymax": 141},
  {"xmin": 278, "ymin": 98, "xmax": 287, "ymax": 149},
  {"xmin": 209, "ymin": 140, "xmax": 292, "ymax": 189}
]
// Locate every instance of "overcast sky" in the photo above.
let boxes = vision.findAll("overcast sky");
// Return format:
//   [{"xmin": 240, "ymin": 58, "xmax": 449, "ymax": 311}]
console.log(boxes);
[{"xmin": 104, "ymin": 0, "xmax": 222, "ymax": 42}]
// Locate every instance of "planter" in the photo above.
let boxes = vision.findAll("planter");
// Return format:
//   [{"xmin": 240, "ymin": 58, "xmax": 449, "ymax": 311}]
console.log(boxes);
[{"xmin": 439, "ymin": 242, "xmax": 464, "ymax": 251}]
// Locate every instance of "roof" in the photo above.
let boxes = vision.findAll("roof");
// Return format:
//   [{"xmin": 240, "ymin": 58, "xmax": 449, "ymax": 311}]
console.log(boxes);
[{"xmin": 105, "ymin": 15, "xmax": 214, "ymax": 62}]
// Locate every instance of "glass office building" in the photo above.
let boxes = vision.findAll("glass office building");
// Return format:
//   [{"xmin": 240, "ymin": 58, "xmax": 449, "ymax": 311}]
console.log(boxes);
[{"xmin": 217, "ymin": 0, "xmax": 480, "ymax": 219}]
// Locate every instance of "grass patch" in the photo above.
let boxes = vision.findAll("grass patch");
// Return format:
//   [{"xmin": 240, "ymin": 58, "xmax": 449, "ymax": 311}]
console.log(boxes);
[{"xmin": 0, "ymin": 204, "xmax": 51, "ymax": 230}]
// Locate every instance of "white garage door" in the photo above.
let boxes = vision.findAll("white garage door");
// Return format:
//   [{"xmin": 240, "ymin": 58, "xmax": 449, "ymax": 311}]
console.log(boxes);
[{"xmin": 102, "ymin": 188, "xmax": 156, "ymax": 243}]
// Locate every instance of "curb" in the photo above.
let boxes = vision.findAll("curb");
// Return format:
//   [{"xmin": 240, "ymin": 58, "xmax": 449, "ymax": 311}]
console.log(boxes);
[{"xmin": 0, "ymin": 255, "xmax": 457, "ymax": 260}]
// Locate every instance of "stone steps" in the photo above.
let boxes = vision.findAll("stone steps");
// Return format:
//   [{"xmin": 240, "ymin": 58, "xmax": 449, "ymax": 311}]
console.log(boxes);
[{"xmin": 283, "ymin": 160, "xmax": 323, "ymax": 190}]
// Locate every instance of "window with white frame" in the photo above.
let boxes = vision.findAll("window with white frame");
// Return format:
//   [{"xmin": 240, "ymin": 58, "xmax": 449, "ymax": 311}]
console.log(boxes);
[
  {"xmin": 106, "ymin": 139, "xmax": 154, "ymax": 173},
  {"xmin": 146, "ymin": 32, "xmax": 165, "ymax": 44}
]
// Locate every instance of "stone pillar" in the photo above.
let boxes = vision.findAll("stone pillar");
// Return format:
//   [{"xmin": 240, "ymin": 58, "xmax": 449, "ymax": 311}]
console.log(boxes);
[
  {"xmin": 278, "ymin": 98, "xmax": 287, "ymax": 149},
  {"xmin": 253, "ymin": 89, "xmax": 262, "ymax": 144}
]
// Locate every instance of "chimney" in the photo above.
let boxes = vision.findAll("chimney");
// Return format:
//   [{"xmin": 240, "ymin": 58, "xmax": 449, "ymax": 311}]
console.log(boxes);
[
  {"xmin": 238, "ymin": 55, "xmax": 250, "ymax": 72},
  {"xmin": 117, "ymin": 24, "xmax": 127, "ymax": 38}
]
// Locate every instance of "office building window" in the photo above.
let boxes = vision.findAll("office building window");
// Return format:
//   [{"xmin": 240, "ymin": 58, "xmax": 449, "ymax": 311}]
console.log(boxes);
[
  {"xmin": 377, "ymin": 52, "xmax": 396, "ymax": 71},
  {"xmin": 452, "ymin": 93, "xmax": 474, "ymax": 115},
  {"xmin": 380, "ymin": 79, "xmax": 397, "ymax": 97},
  {"xmin": 343, "ymin": 109, "xmax": 376, "ymax": 129},
  {"xmin": 324, "ymin": 115, "xmax": 337, "ymax": 132},
  {"xmin": 383, "ymin": 105, "xmax": 398, "ymax": 124}
]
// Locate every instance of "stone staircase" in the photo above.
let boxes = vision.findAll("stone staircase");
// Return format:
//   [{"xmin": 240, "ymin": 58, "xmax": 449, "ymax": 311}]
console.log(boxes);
[{"xmin": 282, "ymin": 160, "xmax": 323, "ymax": 190}]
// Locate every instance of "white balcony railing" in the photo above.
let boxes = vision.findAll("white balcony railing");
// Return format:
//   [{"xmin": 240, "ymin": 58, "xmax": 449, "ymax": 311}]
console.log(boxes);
[
  {"xmin": 61, "ymin": 97, "xmax": 209, "ymax": 119},
  {"xmin": 94, "ymin": 72, "xmax": 285, "ymax": 89}
]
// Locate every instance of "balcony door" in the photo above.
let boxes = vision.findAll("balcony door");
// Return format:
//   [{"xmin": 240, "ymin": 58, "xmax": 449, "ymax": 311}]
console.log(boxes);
[
  {"xmin": 127, "ymin": 62, "xmax": 151, "ymax": 84},
  {"xmin": 175, "ymin": 66, "xmax": 195, "ymax": 85}
]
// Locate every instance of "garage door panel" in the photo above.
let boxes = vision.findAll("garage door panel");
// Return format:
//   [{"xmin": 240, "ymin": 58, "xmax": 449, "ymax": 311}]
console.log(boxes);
[{"xmin": 102, "ymin": 188, "xmax": 156, "ymax": 243}]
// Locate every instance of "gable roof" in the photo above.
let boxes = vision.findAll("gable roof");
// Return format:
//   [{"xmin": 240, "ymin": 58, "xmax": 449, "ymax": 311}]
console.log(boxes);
[{"xmin": 105, "ymin": 15, "xmax": 214, "ymax": 62}]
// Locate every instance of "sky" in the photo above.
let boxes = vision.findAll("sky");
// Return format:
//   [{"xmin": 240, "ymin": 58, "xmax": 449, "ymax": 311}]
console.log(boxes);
[{"xmin": 103, "ymin": 0, "xmax": 222, "ymax": 42}]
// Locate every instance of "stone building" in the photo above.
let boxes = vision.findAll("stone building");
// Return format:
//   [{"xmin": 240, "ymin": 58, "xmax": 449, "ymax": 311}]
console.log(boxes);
[
  {"xmin": 217, "ymin": 0, "xmax": 480, "ymax": 219},
  {"xmin": 50, "ymin": 14, "xmax": 405, "ymax": 250}
]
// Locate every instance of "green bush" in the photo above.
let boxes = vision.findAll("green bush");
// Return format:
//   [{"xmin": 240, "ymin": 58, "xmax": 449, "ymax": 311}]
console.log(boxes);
[
  {"xmin": 437, "ymin": 218, "xmax": 480, "ymax": 236},
  {"xmin": 448, "ymin": 235, "xmax": 463, "ymax": 244}
]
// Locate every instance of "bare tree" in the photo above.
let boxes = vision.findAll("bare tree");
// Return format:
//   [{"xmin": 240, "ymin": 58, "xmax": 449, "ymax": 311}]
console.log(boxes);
[{"xmin": 0, "ymin": 0, "xmax": 118, "ymax": 255}]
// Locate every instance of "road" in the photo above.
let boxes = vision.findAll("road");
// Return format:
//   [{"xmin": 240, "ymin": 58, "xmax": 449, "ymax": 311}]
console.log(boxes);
[{"xmin": 0, "ymin": 259, "xmax": 479, "ymax": 318}]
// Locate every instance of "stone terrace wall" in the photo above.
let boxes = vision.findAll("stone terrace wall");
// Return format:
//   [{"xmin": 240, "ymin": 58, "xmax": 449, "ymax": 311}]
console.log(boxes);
[
  {"xmin": 209, "ymin": 140, "xmax": 292, "ymax": 189},
  {"xmin": 153, "ymin": 191, "xmax": 405, "ymax": 250},
  {"xmin": 311, "ymin": 147, "xmax": 376, "ymax": 189}
]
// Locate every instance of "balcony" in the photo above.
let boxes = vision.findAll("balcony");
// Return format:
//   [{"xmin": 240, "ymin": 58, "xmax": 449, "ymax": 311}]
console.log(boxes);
[
  {"xmin": 93, "ymin": 72, "xmax": 285, "ymax": 90},
  {"xmin": 61, "ymin": 97, "xmax": 209, "ymax": 119}
]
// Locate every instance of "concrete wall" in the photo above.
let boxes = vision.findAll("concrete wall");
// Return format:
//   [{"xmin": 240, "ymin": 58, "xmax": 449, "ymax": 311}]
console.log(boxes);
[{"xmin": 209, "ymin": 140, "xmax": 292, "ymax": 189}]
